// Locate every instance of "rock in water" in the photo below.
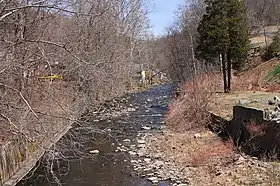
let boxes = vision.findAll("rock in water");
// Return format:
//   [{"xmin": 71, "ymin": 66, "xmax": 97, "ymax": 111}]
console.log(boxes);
[
  {"xmin": 127, "ymin": 108, "xmax": 136, "ymax": 112},
  {"xmin": 123, "ymin": 139, "xmax": 131, "ymax": 143},
  {"xmin": 142, "ymin": 126, "xmax": 151, "ymax": 130},
  {"xmin": 194, "ymin": 133, "xmax": 201, "ymax": 138},
  {"xmin": 148, "ymin": 176, "xmax": 158, "ymax": 182},
  {"xmin": 89, "ymin": 150, "xmax": 100, "ymax": 154}
]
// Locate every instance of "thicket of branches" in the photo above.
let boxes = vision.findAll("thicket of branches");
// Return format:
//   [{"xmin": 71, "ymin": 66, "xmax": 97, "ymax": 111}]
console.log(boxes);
[
  {"xmin": 0, "ymin": 0, "xmax": 154, "ymax": 144},
  {"xmin": 0, "ymin": 0, "xmax": 159, "ymax": 183},
  {"xmin": 152, "ymin": 0, "xmax": 208, "ymax": 82}
]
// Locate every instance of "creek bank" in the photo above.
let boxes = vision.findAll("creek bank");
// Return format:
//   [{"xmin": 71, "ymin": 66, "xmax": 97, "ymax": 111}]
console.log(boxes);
[
  {"xmin": 136, "ymin": 130, "xmax": 280, "ymax": 186},
  {"xmin": 209, "ymin": 92, "xmax": 280, "ymax": 158}
]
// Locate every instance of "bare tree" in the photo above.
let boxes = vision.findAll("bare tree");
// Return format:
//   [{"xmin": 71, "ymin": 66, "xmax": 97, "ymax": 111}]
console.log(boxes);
[
  {"xmin": 156, "ymin": 0, "xmax": 209, "ymax": 82},
  {"xmin": 0, "ymin": 0, "xmax": 154, "ymax": 184}
]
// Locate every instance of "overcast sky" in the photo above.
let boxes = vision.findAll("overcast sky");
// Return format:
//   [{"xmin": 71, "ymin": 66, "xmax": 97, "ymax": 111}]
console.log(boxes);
[{"xmin": 149, "ymin": 0, "xmax": 185, "ymax": 36}]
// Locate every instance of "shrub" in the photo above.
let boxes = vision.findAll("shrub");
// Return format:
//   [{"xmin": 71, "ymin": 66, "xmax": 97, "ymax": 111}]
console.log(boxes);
[
  {"xmin": 263, "ymin": 32, "xmax": 280, "ymax": 60},
  {"xmin": 247, "ymin": 122, "xmax": 265, "ymax": 137},
  {"xmin": 166, "ymin": 73, "xmax": 221, "ymax": 132}
]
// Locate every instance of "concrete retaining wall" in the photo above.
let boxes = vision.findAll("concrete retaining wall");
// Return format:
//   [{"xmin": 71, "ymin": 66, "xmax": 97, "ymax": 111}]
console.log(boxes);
[
  {"xmin": 233, "ymin": 105, "xmax": 265, "ymax": 124},
  {"xmin": 0, "ymin": 125, "xmax": 72, "ymax": 186},
  {"xmin": 0, "ymin": 137, "xmax": 37, "ymax": 186},
  {"xmin": 210, "ymin": 105, "xmax": 280, "ymax": 157}
]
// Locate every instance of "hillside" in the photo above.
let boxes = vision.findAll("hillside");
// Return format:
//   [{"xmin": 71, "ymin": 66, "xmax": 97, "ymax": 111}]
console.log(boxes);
[
  {"xmin": 250, "ymin": 26, "xmax": 279, "ymax": 47},
  {"xmin": 233, "ymin": 59, "xmax": 280, "ymax": 92}
]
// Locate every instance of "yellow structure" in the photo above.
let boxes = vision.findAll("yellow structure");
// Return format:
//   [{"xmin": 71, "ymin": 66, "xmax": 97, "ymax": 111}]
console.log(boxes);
[{"xmin": 38, "ymin": 74, "xmax": 63, "ymax": 80}]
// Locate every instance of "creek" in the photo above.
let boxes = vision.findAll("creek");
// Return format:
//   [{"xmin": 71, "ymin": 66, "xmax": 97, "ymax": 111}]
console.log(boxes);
[{"xmin": 18, "ymin": 83, "xmax": 177, "ymax": 186}]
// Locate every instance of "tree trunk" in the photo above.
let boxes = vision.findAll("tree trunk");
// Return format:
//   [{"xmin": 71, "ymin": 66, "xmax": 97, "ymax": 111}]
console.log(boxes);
[
  {"xmin": 222, "ymin": 53, "xmax": 228, "ymax": 93},
  {"xmin": 227, "ymin": 51, "xmax": 231, "ymax": 92},
  {"xmin": 263, "ymin": 21, "xmax": 268, "ymax": 51}
]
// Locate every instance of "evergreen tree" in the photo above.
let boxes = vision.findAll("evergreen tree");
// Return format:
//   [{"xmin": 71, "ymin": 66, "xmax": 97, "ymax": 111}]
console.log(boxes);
[
  {"xmin": 263, "ymin": 32, "xmax": 280, "ymax": 60},
  {"xmin": 227, "ymin": 0, "xmax": 250, "ymax": 90},
  {"xmin": 196, "ymin": 0, "xmax": 250, "ymax": 92}
]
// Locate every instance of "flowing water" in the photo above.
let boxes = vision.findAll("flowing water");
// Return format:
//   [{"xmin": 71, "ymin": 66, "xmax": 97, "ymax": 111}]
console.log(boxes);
[{"xmin": 18, "ymin": 83, "xmax": 177, "ymax": 186}]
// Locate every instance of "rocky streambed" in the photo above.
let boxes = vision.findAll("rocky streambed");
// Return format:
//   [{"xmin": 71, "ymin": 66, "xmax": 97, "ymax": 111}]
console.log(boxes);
[{"xmin": 18, "ymin": 83, "xmax": 180, "ymax": 186}]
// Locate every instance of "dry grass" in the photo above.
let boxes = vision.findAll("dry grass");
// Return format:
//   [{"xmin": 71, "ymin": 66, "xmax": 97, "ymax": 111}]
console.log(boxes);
[
  {"xmin": 162, "ymin": 58, "xmax": 280, "ymax": 185},
  {"xmin": 191, "ymin": 137, "xmax": 235, "ymax": 167},
  {"xmin": 247, "ymin": 122, "xmax": 266, "ymax": 137},
  {"xmin": 167, "ymin": 59, "xmax": 279, "ymax": 132},
  {"xmin": 166, "ymin": 73, "xmax": 222, "ymax": 132},
  {"xmin": 147, "ymin": 130, "xmax": 280, "ymax": 186},
  {"xmin": 148, "ymin": 130, "xmax": 234, "ymax": 167},
  {"xmin": 250, "ymin": 36, "xmax": 273, "ymax": 47},
  {"xmin": 233, "ymin": 60, "xmax": 280, "ymax": 92},
  {"xmin": 250, "ymin": 25, "xmax": 279, "ymax": 47}
]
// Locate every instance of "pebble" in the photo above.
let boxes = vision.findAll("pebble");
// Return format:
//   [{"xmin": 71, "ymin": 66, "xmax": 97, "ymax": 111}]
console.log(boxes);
[
  {"xmin": 144, "ymin": 168, "xmax": 152, "ymax": 172},
  {"xmin": 194, "ymin": 133, "xmax": 202, "ymax": 138},
  {"xmin": 128, "ymin": 151, "xmax": 137, "ymax": 156},
  {"xmin": 148, "ymin": 176, "xmax": 158, "ymax": 182},
  {"xmin": 137, "ymin": 151, "xmax": 145, "ymax": 157},
  {"xmin": 127, "ymin": 108, "xmax": 136, "ymax": 112},
  {"xmin": 89, "ymin": 150, "xmax": 100, "ymax": 154},
  {"xmin": 152, "ymin": 180, "xmax": 159, "ymax": 184},
  {"xmin": 137, "ymin": 140, "xmax": 146, "ymax": 144},
  {"xmin": 131, "ymin": 160, "xmax": 138, "ymax": 164},
  {"xmin": 144, "ymin": 158, "xmax": 151, "ymax": 163},
  {"xmin": 154, "ymin": 160, "xmax": 164, "ymax": 167},
  {"xmin": 155, "ymin": 153, "xmax": 163, "ymax": 159}
]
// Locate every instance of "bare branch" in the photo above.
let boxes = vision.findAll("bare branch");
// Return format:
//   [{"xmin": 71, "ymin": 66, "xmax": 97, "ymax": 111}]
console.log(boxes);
[{"xmin": 0, "ymin": 83, "xmax": 39, "ymax": 118}]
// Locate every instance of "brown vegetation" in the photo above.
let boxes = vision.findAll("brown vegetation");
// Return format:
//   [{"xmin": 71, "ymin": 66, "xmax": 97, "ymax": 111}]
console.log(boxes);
[
  {"xmin": 166, "ymin": 59, "xmax": 280, "ymax": 132},
  {"xmin": 0, "ymin": 0, "xmax": 155, "ymax": 143},
  {"xmin": 166, "ymin": 73, "xmax": 221, "ymax": 132},
  {"xmin": 156, "ymin": 0, "xmax": 280, "ymax": 185},
  {"xmin": 147, "ymin": 131, "xmax": 234, "ymax": 167},
  {"xmin": 247, "ymin": 122, "xmax": 266, "ymax": 137},
  {"xmin": 146, "ymin": 130, "xmax": 280, "ymax": 186},
  {"xmin": 0, "ymin": 0, "xmax": 158, "ymax": 183},
  {"xmin": 233, "ymin": 59, "xmax": 280, "ymax": 92}
]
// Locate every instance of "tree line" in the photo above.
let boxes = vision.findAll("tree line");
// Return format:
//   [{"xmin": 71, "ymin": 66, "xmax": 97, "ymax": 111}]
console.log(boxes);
[{"xmin": 154, "ymin": 0, "xmax": 280, "ymax": 92}]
